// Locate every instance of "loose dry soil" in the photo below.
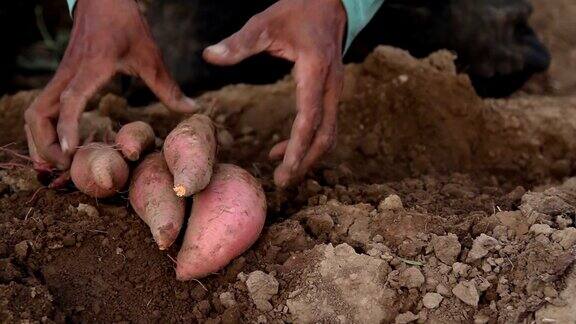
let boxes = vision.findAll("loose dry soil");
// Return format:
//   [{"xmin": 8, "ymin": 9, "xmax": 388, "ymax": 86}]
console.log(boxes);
[{"xmin": 2, "ymin": 3, "xmax": 576, "ymax": 322}]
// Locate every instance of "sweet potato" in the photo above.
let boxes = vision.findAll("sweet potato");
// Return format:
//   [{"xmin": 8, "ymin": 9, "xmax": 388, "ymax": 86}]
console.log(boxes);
[
  {"xmin": 70, "ymin": 144, "xmax": 129, "ymax": 198},
  {"xmin": 115, "ymin": 121, "xmax": 156, "ymax": 161},
  {"xmin": 129, "ymin": 153, "xmax": 185, "ymax": 250},
  {"xmin": 176, "ymin": 164, "xmax": 267, "ymax": 280},
  {"xmin": 163, "ymin": 114, "xmax": 216, "ymax": 197}
]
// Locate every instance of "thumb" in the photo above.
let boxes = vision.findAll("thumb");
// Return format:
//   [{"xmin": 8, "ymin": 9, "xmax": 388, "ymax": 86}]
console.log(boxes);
[
  {"xmin": 138, "ymin": 54, "xmax": 199, "ymax": 114},
  {"xmin": 203, "ymin": 15, "xmax": 271, "ymax": 66}
]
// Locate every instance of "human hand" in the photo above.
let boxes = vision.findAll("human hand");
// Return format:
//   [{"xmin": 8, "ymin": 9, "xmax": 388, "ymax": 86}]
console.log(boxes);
[
  {"xmin": 24, "ymin": 0, "xmax": 197, "ymax": 171},
  {"xmin": 203, "ymin": 0, "xmax": 346, "ymax": 188}
]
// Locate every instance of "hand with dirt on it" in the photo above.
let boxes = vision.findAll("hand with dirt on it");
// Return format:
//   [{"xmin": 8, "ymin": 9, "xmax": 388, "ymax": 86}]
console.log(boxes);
[
  {"xmin": 24, "ymin": 0, "xmax": 198, "ymax": 173},
  {"xmin": 203, "ymin": 0, "xmax": 347, "ymax": 188}
]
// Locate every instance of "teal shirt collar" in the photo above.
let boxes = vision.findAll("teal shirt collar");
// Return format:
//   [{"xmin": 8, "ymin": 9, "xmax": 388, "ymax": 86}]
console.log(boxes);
[{"xmin": 341, "ymin": 0, "xmax": 385, "ymax": 52}]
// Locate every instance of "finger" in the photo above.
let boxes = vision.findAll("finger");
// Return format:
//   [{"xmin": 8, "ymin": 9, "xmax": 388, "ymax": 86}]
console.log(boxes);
[
  {"xmin": 269, "ymin": 140, "xmax": 288, "ymax": 161},
  {"xmin": 275, "ymin": 64, "xmax": 342, "ymax": 187},
  {"xmin": 137, "ymin": 50, "xmax": 199, "ymax": 114},
  {"xmin": 57, "ymin": 63, "xmax": 114, "ymax": 155},
  {"xmin": 276, "ymin": 54, "xmax": 328, "ymax": 181},
  {"xmin": 298, "ymin": 67, "xmax": 342, "ymax": 171},
  {"xmin": 24, "ymin": 124, "xmax": 52, "ymax": 172},
  {"xmin": 28, "ymin": 115, "xmax": 70, "ymax": 170},
  {"xmin": 25, "ymin": 66, "xmax": 74, "ymax": 169},
  {"xmin": 203, "ymin": 14, "xmax": 271, "ymax": 66}
]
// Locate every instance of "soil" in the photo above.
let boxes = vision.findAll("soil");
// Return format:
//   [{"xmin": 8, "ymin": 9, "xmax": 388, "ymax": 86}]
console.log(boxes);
[{"xmin": 2, "ymin": 5, "xmax": 576, "ymax": 323}]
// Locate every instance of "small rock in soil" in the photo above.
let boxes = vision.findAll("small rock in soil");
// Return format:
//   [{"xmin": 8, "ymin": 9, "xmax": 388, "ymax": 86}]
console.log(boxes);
[
  {"xmin": 399, "ymin": 267, "xmax": 425, "ymax": 288},
  {"xmin": 378, "ymin": 194, "xmax": 404, "ymax": 212},
  {"xmin": 422, "ymin": 292, "xmax": 443, "ymax": 309},
  {"xmin": 430, "ymin": 233, "xmax": 461, "ymax": 264},
  {"xmin": 452, "ymin": 280, "xmax": 480, "ymax": 307},
  {"xmin": 466, "ymin": 234, "xmax": 499, "ymax": 262},
  {"xmin": 246, "ymin": 270, "xmax": 279, "ymax": 311}
]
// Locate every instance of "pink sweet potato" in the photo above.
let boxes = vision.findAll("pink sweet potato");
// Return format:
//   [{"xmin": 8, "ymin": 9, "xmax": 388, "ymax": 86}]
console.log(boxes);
[
  {"xmin": 70, "ymin": 144, "xmax": 129, "ymax": 198},
  {"xmin": 115, "ymin": 121, "xmax": 156, "ymax": 161},
  {"xmin": 129, "ymin": 153, "xmax": 185, "ymax": 250},
  {"xmin": 176, "ymin": 164, "xmax": 267, "ymax": 280},
  {"xmin": 163, "ymin": 114, "xmax": 216, "ymax": 197}
]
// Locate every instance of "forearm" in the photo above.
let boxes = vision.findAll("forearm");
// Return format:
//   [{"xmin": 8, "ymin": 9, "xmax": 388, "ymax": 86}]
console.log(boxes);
[{"xmin": 341, "ymin": 0, "xmax": 385, "ymax": 51}]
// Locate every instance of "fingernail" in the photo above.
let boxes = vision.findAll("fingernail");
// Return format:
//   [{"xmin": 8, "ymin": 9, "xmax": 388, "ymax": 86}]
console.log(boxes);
[
  {"xmin": 61, "ymin": 138, "xmax": 70, "ymax": 153},
  {"xmin": 184, "ymin": 96, "xmax": 198, "ymax": 109},
  {"xmin": 206, "ymin": 44, "xmax": 229, "ymax": 56}
]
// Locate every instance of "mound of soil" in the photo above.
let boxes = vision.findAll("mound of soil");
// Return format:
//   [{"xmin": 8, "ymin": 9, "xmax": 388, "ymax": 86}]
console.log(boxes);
[{"xmin": 1, "ymin": 45, "xmax": 576, "ymax": 323}]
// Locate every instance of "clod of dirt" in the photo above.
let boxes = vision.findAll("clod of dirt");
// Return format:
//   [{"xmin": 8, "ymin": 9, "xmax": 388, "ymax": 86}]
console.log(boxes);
[
  {"xmin": 398, "ymin": 267, "xmax": 425, "ymax": 288},
  {"xmin": 14, "ymin": 241, "xmax": 28, "ymax": 260},
  {"xmin": 422, "ymin": 292, "xmax": 443, "ymax": 309},
  {"xmin": 395, "ymin": 311, "xmax": 419, "ymax": 324},
  {"xmin": 452, "ymin": 262, "xmax": 471, "ymax": 277},
  {"xmin": 219, "ymin": 292, "xmax": 237, "ymax": 309},
  {"xmin": 378, "ymin": 194, "xmax": 404, "ymax": 212},
  {"xmin": 435, "ymin": 283, "xmax": 452, "ymax": 297},
  {"xmin": 556, "ymin": 215, "xmax": 573, "ymax": 229},
  {"xmin": 452, "ymin": 280, "xmax": 480, "ymax": 307},
  {"xmin": 76, "ymin": 203, "xmax": 99, "ymax": 218},
  {"xmin": 551, "ymin": 228, "xmax": 576, "ymax": 249},
  {"xmin": 305, "ymin": 213, "xmax": 334, "ymax": 238},
  {"xmin": 536, "ymin": 267, "xmax": 576, "ymax": 323},
  {"xmin": 466, "ymin": 234, "xmax": 499, "ymax": 262},
  {"xmin": 246, "ymin": 270, "xmax": 279, "ymax": 311},
  {"xmin": 494, "ymin": 211, "xmax": 530, "ymax": 238},
  {"xmin": 430, "ymin": 233, "xmax": 461, "ymax": 264},
  {"xmin": 284, "ymin": 244, "xmax": 393, "ymax": 324},
  {"xmin": 529, "ymin": 224, "xmax": 554, "ymax": 236}
]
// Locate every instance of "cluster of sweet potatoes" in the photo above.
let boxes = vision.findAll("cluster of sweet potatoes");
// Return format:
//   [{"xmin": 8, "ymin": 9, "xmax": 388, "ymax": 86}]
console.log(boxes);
[{"xmin": 65, "ymin": 115, "xmax": 267, "ymax": 280}]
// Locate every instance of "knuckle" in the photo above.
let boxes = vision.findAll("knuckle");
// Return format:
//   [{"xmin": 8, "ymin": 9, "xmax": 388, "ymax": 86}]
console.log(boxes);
[
  {"xmin": 318, "ymin": 133, "xmax": 335, "ymax": 151},
  {"xmin": 59, "ymin": 89, "xmax": 85, "ymax": 111},
  {"xmin": 246, "ymin": 14, "xmax": 265, "ymax": 28},
  {"xmin": 59, "ymin": 90, "xmax": 75, "ymax": 105}
]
